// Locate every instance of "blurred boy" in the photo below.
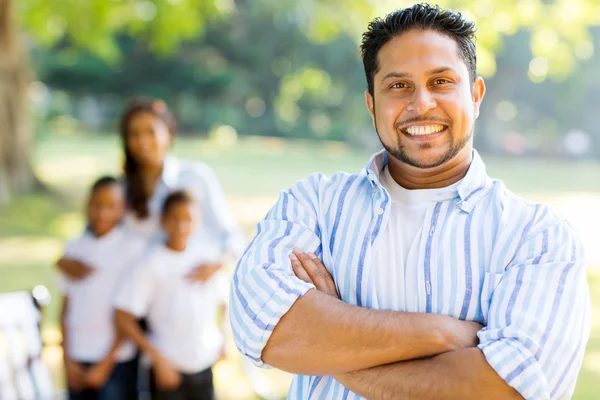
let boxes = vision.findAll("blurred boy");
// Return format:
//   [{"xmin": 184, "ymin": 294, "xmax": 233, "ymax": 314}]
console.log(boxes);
[
  {"xmin": 115, "ymin": 190, "xmax": 229, "ymax": 400},
  {"xmin": 59, "ymin": 176, "xmax": 148, "ymax": 399}
]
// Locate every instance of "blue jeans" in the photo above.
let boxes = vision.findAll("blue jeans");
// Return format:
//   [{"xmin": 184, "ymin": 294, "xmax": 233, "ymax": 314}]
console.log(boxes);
[{"xmin": 68, "ymin": 358, "xmax": 137, "ymax": 400}]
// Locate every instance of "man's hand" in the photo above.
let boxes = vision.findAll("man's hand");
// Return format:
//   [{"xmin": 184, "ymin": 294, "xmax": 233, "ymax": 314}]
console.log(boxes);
[
  {"xmin": 185, "ymin": 263, "xmax": 222, "ymax": 283},
  {"xmin": 83, "ymin": 357, "xmax": 114, "ymax": 390},
  {"xmin": 65, "ymin": 358, "xmax": 86, "ymax": 391},
  {"xmin": 152, "ymin": 353, "xmax": 182, "ymax": 391},
  {"xmin": 289, "ymin": 248, "xmax": 340, "ymax": 299},
  {"xmin": 290, "ymin": 247, "xmax": 482, "ymax": 350},
  {"xmin": 449, "ymin": 318, "xmax": 483, "ymax": 349},
  {"xmin": 58, "ymin": 258, "xmax": 95, "ymax": 280}
]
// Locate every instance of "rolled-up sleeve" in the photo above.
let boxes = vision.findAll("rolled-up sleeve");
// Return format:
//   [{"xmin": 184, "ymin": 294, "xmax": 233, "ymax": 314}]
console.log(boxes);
[
  {"xmin": 191, "ymin": 163, "xmax": 247, "ymax": 259},
  {"xmin": 230, "ymin": 177, "xmax": 323, "ymax": 367},
  {"xmin": 478, "ymin": 210, "xmax": 591, "ymax": 399}
]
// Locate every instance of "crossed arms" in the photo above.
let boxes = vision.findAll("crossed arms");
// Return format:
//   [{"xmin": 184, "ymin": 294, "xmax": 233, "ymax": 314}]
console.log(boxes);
[
  {"xmin": 282, "ymin": 250, "xmax": 521, "ymax": 400},
  {"xmin": 230, "ymin": 188, "xmax": 590, "ymax": 399}
]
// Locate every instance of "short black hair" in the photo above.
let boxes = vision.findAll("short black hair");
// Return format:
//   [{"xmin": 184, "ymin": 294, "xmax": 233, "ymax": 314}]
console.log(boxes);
[
  {"xmin": 161, "ymin": 190, "xmax": 195, "ymax": 216},
  {"xmin": 90, "ymin": 176, "xmax": 120, "ymax": 194},
  {"xmin": 361, "ymin": 3, "xmax": 477, "ymax": 96}
]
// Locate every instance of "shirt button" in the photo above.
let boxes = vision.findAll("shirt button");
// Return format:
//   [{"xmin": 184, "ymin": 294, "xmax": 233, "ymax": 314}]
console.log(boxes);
[{"xmin": 375, "ymin": 208, "xmax": 384, "ymax": 215}]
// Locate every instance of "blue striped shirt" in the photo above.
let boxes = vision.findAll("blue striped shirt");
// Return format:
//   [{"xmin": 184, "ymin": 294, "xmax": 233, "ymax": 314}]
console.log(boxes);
[{"xmin": 230, "ymin": 150, "xmax": 591, "ymax": 400}]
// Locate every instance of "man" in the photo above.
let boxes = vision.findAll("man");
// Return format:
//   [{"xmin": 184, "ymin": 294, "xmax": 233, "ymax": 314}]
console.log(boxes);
[{"xmin": 230, "ymin": 4, "xmax": 591, "ymax": 399}]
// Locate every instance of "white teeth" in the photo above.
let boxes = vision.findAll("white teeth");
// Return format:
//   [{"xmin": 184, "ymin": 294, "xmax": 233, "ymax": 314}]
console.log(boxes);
[{"xmin": 405, "ymin": 124, "xmax": 445, "ymax": 135}]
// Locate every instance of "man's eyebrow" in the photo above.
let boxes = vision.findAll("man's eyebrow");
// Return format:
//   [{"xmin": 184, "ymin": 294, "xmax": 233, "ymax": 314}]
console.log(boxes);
[
  {"xmin": 381, "ymin": 71, "xmax": 411, "ymax": 81},
  {"xmin": 426, "ymin": 66, "xmax": 457, "ymax": 75},
  {"xmin": 381, "ymin": 67, "xmax": 457, "ymax": 81}
]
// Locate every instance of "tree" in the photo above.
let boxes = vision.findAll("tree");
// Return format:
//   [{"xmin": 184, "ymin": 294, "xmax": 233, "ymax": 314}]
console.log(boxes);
[
  {"xmin": 299, "ymin": 0, "xmax": 600, "ymax": 81},
  {"xmin": 1, "ymin": 0, "xmax": 599, "ymax": 202},
  {"xmin": 0, "ymin": 0, "xmax": 223, "ymax": 203},
  {"xmin": 0, "ymin": 0, "xmax": 37, "ymax": 203}
]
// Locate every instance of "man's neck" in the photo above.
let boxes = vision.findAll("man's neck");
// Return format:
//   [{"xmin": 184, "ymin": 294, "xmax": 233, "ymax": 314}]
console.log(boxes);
[{"xmin": 387, "ymin": 149, "xmax": 473, "ymax": 190}]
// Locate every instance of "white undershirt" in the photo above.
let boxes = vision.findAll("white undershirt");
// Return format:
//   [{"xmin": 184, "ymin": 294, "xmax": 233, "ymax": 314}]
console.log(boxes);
[{"xmin": 373, "ymin": 166, "xmax": 458, "ymax": 311}]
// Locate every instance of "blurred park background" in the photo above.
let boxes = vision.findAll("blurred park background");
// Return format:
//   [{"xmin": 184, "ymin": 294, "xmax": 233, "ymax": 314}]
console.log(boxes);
[{"xmin": 1, "ymin": 0, "xmax": 599, "ymax": 398}]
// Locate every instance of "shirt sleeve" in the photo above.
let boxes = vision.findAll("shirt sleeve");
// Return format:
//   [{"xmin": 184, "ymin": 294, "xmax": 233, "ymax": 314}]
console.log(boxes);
[
  {"xmin": 188, "ymin": 163, "xmax": 247, "ymax": 260},
  {"xmin": 212, "ymin": 271, "xmax": 230, "ymax": 304},
  {"xmin": 478, "ymin": 208, "xmax": 591, "ymax": 400},
  {"xmin": 113, "ymin": 257, "xmax": 156, "ymax": 318},
  {"xmin": 56, "ymin": 239, "xmax": 83, "ymax": 295},
  {"xmin": 229, "ymin": 176, "xmax": 323, "ymax": 368}
]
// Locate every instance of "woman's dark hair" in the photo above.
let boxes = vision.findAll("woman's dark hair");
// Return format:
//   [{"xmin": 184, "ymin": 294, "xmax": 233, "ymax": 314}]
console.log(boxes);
[
  {"xmin": 161, "ymin": 190, "xmax": 195, "ymax": 216},
  {"xmin": 90, "ymin": 175, "xmax": 119, "ymax": 194},
  {"xmin": 361, "ymin": 3, "xmax": 477, "ymax": 96},
  {"xmin": 119, "ymin": 97, "xmax": 177, "ymax": 219}
]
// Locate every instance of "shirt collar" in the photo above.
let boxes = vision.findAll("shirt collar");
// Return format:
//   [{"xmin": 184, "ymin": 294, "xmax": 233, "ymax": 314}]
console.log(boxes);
[
  {"xmin": 364, "ymin": 148, "xmax": 492, "ymax": 212},
  {"xmin": 161, "ymin": 156, "xmax": 180, "ymax": 188}
]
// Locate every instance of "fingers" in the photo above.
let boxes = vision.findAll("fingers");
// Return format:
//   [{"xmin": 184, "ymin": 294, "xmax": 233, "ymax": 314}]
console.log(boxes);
[
  {"xmin": 290, "ymin": 248, "xmax": 339, "ymax": 298},
  {"xmin": 68, "ymin": 364, "xmax": 86, "ymax": 390},
  {"xmin": 289, "ymin": 253, "xmax": 311, "ymax": 283},
  {"xmin": 184, "ymin": 270, "xmax": 199, "ymax": 281},
  {"xmin": 309, "ymin": 253, "xmax": 339, "ymax": 297},
  {"xmin": 185, "ymin": 265, "xmax": 220, "ymax": 283},
  {"xmin": 292, "ymin": 248, "xmax": 326, "ymax": 289},
  {"xmin": 185, "ymin": 267, "xmax": 206, "ymax": 282}
]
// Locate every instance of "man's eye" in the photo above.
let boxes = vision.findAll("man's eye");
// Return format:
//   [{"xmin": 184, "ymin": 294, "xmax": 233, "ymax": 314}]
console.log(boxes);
[
  {"xmin": 391, "ymin": 82, "xmax": 406, "ymax": 89},
  {"xmin": 434, "ymin": 79, "xmax": 449, "ymax": 85}
]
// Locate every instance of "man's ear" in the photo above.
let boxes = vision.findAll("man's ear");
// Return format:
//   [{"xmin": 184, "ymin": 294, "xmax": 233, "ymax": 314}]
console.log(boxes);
[{"xmin": 472, "ymin": 77, "xmax": 486, "ymax": 119}]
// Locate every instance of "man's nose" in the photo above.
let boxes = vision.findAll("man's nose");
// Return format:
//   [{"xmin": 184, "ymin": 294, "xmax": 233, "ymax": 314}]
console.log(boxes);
[{"xmin": 406, "ymin": 87, "xmax": 436, "ymax": 115}]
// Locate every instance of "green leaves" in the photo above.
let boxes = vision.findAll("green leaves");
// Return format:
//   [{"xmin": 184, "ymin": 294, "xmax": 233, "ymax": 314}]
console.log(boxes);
[
  {"xmin": 285, "ymin": 0, "xmax": 600, "ymax": 81},
  {"xmin": 17, "ymin": 0, "xmax": 600, "ymax": 80},
  {"xmin": 17, "ymin": 0, "xmax": 223, "ymax": 62}
]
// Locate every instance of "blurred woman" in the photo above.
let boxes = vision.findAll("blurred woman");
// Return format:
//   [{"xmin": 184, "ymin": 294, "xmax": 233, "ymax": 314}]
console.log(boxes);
[{"xmin": 59, "ymin": 97, "xmax": 244, "ymax": 281}]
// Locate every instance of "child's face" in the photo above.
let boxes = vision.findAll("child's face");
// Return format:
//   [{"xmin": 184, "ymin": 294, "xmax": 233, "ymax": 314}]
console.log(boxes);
[
  {"xmin": 161, "ymin": 201, "xmax": 199, "ymax": 246},
  {"xmin": 87, "ymin": 185, "xmax": 125, "ymax": 236}
]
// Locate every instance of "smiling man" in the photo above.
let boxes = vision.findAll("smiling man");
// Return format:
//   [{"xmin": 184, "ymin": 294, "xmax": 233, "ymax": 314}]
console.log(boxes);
[{"xmin": 230, "ymin": 4, "xmax": 591, "ymax": 399}]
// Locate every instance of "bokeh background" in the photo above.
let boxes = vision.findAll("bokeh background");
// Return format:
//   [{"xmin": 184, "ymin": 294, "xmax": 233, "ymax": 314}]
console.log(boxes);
[{"xmin": 1, "ymin": 0, "xmax": 599, "ymax": 398}]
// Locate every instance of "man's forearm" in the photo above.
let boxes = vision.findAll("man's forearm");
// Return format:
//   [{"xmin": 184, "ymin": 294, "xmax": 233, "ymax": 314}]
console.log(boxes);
[
  {"xmin": 262, "ymin": 289, "xmax": 480, "ymax": 375},
  {"xmin": 335, "ymin": 347, "xmax": 523, "ymax": 400}
]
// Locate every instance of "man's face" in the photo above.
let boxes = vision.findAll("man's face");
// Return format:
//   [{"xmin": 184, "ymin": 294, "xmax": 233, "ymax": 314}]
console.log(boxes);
[{"xmin": 366, "ymin": 29, "xmax": 485, "ymax": 169}]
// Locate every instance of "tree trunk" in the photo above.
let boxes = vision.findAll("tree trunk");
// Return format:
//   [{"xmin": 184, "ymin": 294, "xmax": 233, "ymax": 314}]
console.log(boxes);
[{"xmin": 0, "ymin": 0, "xmax": 38, "ymax": 205}]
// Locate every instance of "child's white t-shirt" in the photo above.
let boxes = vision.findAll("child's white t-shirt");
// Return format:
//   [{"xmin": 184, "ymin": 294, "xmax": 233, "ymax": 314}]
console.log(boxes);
[
  {"xmin": 113, "ymin": 234, "xmax": 229, "ymax": 374},
  {"xmin": 59, "ymin": 226, "xmax": 149, "ymax": 363}
]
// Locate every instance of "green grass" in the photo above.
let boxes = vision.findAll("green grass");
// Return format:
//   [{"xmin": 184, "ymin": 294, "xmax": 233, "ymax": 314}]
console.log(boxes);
[{"xmin": 2, "ymin": 133, "xmax": 600, "ymax": 398}]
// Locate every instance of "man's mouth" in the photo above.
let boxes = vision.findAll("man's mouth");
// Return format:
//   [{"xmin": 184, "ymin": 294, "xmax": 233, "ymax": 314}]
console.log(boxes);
[{"xmin": 402, "ymin": 124, "xmax": 447, "ymax": 136}]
